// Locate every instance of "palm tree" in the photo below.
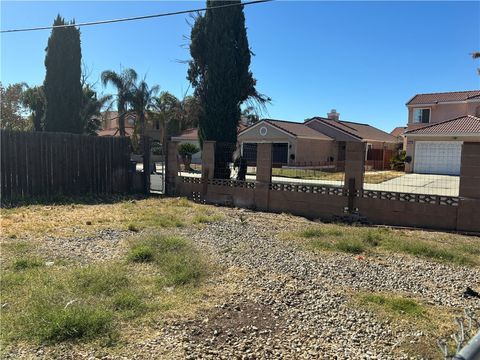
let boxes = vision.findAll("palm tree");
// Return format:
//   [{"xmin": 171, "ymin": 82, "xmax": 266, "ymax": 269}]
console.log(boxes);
[
  {"xmin": 129, "ymin": 79, "xmax": 160, "ymax": 144},
  {"xmin": 472, "ymin": 52, "xmax": 480, "ymax": 75},
  {"xmin": 80, "ymin": 85, "xmax": 112, "ymax": 135},
  {"xmin": 152, "ymin": 91, "xmax": 182, "ymax": 136},
  {"xmin": 152, "ymin": 92, "xmax": 202, "ymax": 137},
  {"xmin": 101, "ymin": 68, "xmax": 137, "ymax": 137}
]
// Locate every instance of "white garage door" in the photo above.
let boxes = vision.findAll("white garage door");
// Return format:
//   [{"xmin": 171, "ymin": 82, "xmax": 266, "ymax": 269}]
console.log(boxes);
[{"xmin": 414, "ymin": 141, "xmax": 462, "ymax": 175}]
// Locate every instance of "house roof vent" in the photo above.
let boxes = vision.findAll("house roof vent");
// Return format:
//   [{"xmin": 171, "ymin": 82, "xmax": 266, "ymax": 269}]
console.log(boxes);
[{"xmin": 327, "ymin": 109, "xmax": 340, "ymax": 121}]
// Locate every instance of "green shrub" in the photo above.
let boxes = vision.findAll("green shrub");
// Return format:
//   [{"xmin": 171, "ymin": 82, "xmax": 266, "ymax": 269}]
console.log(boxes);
[
  {"xmin": 390, "ymin": 150, "xmax": 406, "ymax": 171},
  {"xmin": 178, "ymin": 143, "xmax": 199, "ymax": 157},
  {"xmin": 151, "ymin": 141, "xmax": 162, "ymax": 156}
]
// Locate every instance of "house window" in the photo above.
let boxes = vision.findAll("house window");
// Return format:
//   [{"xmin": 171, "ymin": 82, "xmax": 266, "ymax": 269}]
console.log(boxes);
[
  {"xmin": 413, "ymin": 108, "xmax": 430, "ymax": 124},
  {"xmin": 155, "ymin": 120, "xmax": 160, "ymax": 130}
]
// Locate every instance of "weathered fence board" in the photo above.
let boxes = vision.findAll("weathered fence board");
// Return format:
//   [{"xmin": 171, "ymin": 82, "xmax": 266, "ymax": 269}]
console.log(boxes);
[{"xmin": 0, "ymin": 130, "xmax": 132, "ymax": 202}]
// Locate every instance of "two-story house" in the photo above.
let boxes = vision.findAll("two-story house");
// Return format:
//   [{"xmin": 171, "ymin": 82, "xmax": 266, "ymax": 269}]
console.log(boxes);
[
  {"xmin": 97, "ymin": 111, "xmax": 163, "ymax": 142},
  {"xmin": 404, "ymin": 90, "xmax": 480, "ymax": 175}
]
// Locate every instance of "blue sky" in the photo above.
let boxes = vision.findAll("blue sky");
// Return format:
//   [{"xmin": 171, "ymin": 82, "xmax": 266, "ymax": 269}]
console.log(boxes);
[{"xmin": 1, "ymin": 1, "xmax": 479, "ymax": 132}]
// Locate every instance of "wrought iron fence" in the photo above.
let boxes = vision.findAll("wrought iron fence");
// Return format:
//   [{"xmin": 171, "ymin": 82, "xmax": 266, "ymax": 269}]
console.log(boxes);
[{"xmin": 362, "ymin": 147, "xmax": 460, "ymax": 197}]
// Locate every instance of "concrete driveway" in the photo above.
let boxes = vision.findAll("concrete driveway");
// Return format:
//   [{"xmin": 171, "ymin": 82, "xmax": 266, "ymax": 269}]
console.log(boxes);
[
  {"xmin": 364, "ymin": 173, "xmax": 459, "ymax": 196},
  {"xmin": 179, "ymin": 172, "xmax": 459, "ymax": 197}
]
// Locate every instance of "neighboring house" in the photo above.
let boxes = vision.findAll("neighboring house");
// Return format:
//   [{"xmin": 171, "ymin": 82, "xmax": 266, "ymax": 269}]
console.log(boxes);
[
  {"xmin": 390, "ymin": 126, "xmax": 407, "ymax": 149},
  {"xmin": 238, "ymin": 109, "xmax": 399, "ymax": 166},
  {"xmin": 404, "ymin": 90, "xmax": 480, "ymax": 175},
  {"xmin": 172, "ymin": 124, "xmax": 248, "ymax": 164},
  {"xmin": 96, "ymin": 111, "xmax": 163, "ymax": 141},
  {"xmin": 171, "ymin": 128, "xmax": 202, "ymax": 164},
  {"xmin": 238, "ymin": 119, "xmax": 334, "ymax": 166}
]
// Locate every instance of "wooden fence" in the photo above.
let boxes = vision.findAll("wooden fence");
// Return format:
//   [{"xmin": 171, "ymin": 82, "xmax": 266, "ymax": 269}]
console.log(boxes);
[
  {"xmin": 1, "ymin": 130, "xmax": 132, "ymax": 201},
  {"xmin": 366, "ymin": 148, "xmax": 396, "ymax": 170}
]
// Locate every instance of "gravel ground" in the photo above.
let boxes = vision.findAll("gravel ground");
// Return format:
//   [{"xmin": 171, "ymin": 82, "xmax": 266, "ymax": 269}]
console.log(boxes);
[{"xmin": 2, "ymin": 207, "xmax": 480, "ymax": 359}]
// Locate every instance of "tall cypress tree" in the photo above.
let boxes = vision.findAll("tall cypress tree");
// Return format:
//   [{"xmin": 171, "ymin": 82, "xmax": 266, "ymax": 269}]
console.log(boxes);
[
  {"xmin": 187, "ymin": 1, "xmax": 268, "ymax": 177},
  {"xmin": 44, "ymin": 15, "xmax": 83, "ymax": 133}
]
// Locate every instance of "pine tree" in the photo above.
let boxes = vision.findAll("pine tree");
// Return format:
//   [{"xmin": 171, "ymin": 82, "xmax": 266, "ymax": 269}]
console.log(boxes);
[
  {"xmin": 187, "ymin": 1, "xmax": 269, "ymax": 177},
  {"xmin": 44, "ymin": 15, "xmax": 83, "ymax": 133}
]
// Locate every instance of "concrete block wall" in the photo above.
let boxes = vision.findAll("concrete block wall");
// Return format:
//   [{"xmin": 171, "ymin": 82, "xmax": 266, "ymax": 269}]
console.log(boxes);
[{"xmin": 167, "ymin": 140, "xmax": 480, "ymax": 233}]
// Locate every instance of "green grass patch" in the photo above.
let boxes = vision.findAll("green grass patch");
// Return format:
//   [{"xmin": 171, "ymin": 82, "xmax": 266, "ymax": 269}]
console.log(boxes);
[
  {"xmin": 360, "ymin": 293, "xmax": 425, "ymax": 316},
  {"xmin": 127, "ymin": 234, "xmax": 207, "ymax": 287},
  {"xmin": 13, "ymin": 257, "xmax": 44, "ymax": 271},
  {"xmin": 382, "ymin": 239, "xmax": 474, "ymax": 265},
  {"xmin": 112, "ymin": 290, "xmax": 145, "ymax": 316},
  {"xmin": 291, "ymin": 225, "xmax": 478, "ymax": 266},
  {"xmin": 73, "ymin": 266, "xmax": 130, "ymax": 296},
  {"xmin": 300, "ymin": 227, "xmax": 343, "ymax": 238},
  {"xmin": 25, "ymin": 302, "xmax": 114, "ymax": 343},
  {"xmin": 128, "ymin": 245, "xmax": 155, "ymax": 263},
  {"xmin": 193, "ymin": 213, "xmax": 224, "ymax": 224}
]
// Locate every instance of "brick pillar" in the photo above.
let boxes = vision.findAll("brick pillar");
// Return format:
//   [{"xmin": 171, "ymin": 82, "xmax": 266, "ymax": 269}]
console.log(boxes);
[
  {"xmin": 255, "ymin": 143, "xmax": 272, "ymax": 210},
  {"xmin": 256, "ymin": 143, "xmax": 273, "ymax": 183},
  {"xmin": 344, "ymin": 141, "xmax": 365, "ymax": 191},
  {"xmin": 202, "ymin": 141, "xmax": 215, "ymax": 180},
  {"xmin": 457, "ymin": 142, "xmax": 480, "ymax": 232},
  {"xmin": 166, "ymin": 141, "xmax": 179, "ymax": 195}
]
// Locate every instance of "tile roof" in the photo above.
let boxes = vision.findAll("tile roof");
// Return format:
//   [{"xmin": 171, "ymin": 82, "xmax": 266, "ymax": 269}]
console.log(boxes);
[
  {"xmin": 263, "ymin": 119, "xmax": 333, "ymax": 140},
  {"xmin": 97, "ymin": 127, "xmax": 134, "ymax": 137},
  {"xmin": 405, "ymin": 115, "xmax": 480, "ymax": 135},
  {"xmin": 390, "ymin": 126, "xmax": 407, "ymax": 138},
  {"xmin": 407, "ymin": 90, "xmax": 480, "ymax": 105},
  {"xmin": 173, "ymin": 124, "xmax": 249, "ymax": 141},
  {"xmin": 307, "ymin": 117, "xmax": 398, "ymax": 143},
  {"xmin": 172, "ymin": 128, "xmax": 198, "ymax": 140}
]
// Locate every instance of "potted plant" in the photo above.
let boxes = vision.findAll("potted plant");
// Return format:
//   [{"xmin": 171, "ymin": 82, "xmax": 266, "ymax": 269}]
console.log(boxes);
[{"xmin": 178, "ymin": 143, "xmax": 199, "ymax": 172}]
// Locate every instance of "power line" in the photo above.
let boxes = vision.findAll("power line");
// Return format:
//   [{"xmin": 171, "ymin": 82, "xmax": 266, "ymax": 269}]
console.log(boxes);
[{"xmin": 1, "ymin": 0, "xmax": 273, "ymax": 34}]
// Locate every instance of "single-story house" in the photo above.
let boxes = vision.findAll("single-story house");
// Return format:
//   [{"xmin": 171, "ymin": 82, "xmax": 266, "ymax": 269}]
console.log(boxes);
[
  {"xmin": 237, "ymin": 119, "xmax": 335, "ymax": 166},
  {"xmin": 390, "ymin": 126, "xmax": 407, "ymax": 149},
  {"xmin": 96, "ymin": 111, "xmax": 163, "ymax": 141},
  {"xmin": 404, "ymin": 90, "xmax": 480, "ymax": 175},
  {"xmin": 238, "ymin": 109, "xmax": 399, "ymax": 167}
]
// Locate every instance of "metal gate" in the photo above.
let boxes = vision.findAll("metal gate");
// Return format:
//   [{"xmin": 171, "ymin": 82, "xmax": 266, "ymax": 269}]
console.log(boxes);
[{"xmin": 149, "ymin": 140, "xmax": 166, "ymax": 194}]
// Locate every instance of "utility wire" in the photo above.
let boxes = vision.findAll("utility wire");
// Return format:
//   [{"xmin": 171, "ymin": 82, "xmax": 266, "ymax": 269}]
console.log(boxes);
[{"xmin": 1, "ymin": 0, "xmax": 273, "ymax": 34}]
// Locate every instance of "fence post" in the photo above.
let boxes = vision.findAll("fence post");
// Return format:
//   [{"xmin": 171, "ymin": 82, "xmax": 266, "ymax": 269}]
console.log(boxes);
[
  {"xmin": 457, "ymin": 142, "xmax": 480, "ymax": 232},
  {"xmin": 255, "ymin": 142, "xmax": 272, "ymax": 210},
  {"xmin": 344, "ymin": 141, "xmax": 365, "ymax": 212},
  {"xmin": 142, "ymin": 136, "xmax": 151, "ymax": 195},
  {"xmin": 166, "ymin": 141, "xmax": 179, "ymax": 196},
  {"xmin": 202, "ymin": 141, "xmax": 216, "ymax": 181}
]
